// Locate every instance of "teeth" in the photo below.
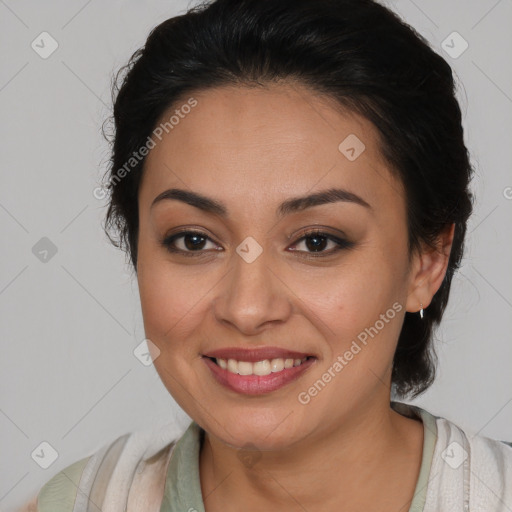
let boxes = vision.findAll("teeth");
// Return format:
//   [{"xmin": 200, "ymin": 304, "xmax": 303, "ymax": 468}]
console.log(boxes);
[
  {"xmin": 238, "ymin": 361, "xmax": 253, "ymax": 376},
  {"xmin": 270, "ymin": 358, "xmax": 284, "ymax": 372},
  {"xmin": 215, "ymin": 357, "xmax": 309, "ymax": 376},
  {"xmin": 253, "ymin": 360, "xmax": 271, "ymax": 376}
]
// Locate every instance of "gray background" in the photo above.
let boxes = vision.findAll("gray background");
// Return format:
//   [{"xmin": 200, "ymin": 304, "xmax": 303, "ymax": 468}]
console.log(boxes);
[{"xmin": 1, "ymin": 0, "xmax": 511, "ymax": 509}]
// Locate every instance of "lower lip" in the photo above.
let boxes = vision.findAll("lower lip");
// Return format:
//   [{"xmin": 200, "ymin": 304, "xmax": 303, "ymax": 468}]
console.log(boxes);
[{"xmin": 202, "ymin": 356, "xmax": 316, "ymax": 395}]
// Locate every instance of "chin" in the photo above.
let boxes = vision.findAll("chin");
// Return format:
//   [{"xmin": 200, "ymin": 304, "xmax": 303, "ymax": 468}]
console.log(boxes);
[{"xmin": 204, "ymin": 408, "xmax": 308, "ymax": 451}]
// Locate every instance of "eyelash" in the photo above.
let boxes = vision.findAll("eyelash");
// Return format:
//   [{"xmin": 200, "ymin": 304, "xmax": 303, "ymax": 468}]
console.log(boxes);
[{"xmin": 161, "ymin": 229, "xmax": 354, "ymax": 258}]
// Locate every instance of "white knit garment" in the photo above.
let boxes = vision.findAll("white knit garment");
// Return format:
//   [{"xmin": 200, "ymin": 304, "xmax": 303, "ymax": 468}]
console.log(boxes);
[{"xmin": 423, "ymin": 416, "xmax": 512, "ymax": 511}]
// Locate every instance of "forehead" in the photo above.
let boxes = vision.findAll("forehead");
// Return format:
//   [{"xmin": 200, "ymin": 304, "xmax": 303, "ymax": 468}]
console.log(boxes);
[{"xmin": 139, "ymin": 82, "xmax": 404, "ymax": 216}]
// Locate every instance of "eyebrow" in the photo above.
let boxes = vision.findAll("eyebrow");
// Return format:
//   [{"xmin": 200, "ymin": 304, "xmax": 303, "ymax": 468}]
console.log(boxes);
[{"xmin": 151, "ymin": 187, "xmax": 372, "ymax": 218}]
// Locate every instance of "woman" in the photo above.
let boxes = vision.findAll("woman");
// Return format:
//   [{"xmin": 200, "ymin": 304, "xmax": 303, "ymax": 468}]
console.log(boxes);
[{"xmin": 22, "ymin": 0, "xmax": 512, "ymax": 510}]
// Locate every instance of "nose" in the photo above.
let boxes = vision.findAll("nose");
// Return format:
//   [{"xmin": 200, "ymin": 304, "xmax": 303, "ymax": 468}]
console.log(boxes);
[{"xmin": 212, "ymin": 247, "xmax": 292, "ymax": 336}]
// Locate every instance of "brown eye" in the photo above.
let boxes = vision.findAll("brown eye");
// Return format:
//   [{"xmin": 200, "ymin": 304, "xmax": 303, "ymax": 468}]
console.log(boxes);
[
  {"xmin": 162, "ymin": 230, "xmax": 220, "ymax": 255},
  {"xmin": 288, "ymin": 230, "xmax": 354, "ymax": 256}
]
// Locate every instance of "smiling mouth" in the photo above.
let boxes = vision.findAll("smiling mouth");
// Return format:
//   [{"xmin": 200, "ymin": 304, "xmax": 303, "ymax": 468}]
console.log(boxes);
[{"xmin": 204, "ymin": 356, "xmax": 316, "ymax": 376}]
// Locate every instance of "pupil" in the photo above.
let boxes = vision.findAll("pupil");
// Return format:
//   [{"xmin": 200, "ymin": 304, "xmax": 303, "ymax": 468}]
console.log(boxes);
[
  {"xmin": 185, "ymin": 234, "xmax": 205, "ymax": 250},
  {"xmin": 306, "ymin": 235, "xmax": 327, "ymax": 252}
]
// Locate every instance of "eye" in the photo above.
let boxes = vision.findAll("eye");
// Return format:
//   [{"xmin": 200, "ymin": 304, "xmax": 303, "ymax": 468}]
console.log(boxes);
[
  {"xmin": 162, "ymin": 230, "xmax": 220, "ymax": 256},
  {"xmin": 161, "ymin": 228, "xmax": 354, "ymax": 258},
  {"xmin": 288, "ymin": 229, "xmax": 354, "ymax": 257}
]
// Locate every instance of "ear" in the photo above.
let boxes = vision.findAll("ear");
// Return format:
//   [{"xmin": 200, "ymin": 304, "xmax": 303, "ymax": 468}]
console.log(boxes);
[{"xmin": 405, "ymin": 223, "xmax": 456, "ymax": 313}]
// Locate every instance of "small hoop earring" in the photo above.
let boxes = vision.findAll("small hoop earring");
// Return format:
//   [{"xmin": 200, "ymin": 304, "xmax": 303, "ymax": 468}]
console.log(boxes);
[{"xmin": 419, "ymin": 303, "xmax": 424, "ymax": 319}]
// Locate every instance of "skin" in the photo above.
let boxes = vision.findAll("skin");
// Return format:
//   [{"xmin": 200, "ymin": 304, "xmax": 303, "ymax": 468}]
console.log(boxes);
[{"xmin": 136, "ymin": 82, "xmax": 454, "ymax": 511}]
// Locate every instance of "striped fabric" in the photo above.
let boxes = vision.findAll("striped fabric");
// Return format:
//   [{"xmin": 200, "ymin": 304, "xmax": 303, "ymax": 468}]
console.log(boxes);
[
  {"xmin": 35, "ymin": 422, "xmax": 183, "ymax": 512},
  {"xmin": 30, "ymin": 403, "xmax": 512, "ymax": 511}
]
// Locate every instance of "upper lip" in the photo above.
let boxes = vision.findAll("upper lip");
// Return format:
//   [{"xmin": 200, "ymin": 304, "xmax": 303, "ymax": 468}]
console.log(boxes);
[{"xmin": 202, "ymin": 346, "xmax": 315, "ymax": 362}]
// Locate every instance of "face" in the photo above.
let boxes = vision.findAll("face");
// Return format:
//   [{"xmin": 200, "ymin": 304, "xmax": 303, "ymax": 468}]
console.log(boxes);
[{"xmin": 136, "ymin": 82, "xmax": 422, "ymax": 450}]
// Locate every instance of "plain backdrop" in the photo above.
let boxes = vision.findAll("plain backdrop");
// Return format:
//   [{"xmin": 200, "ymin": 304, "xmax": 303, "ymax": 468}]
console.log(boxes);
[{"xmin": 1, "ymin": 0, "xmax": 511, "ymax": 509}]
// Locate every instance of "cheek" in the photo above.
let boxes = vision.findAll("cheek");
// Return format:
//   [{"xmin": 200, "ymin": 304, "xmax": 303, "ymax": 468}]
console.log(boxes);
[
  {"xmin": 307, "ymin": 255, "xmax": 400, "ymax": 322},
  {"xmin": 295, "ymin": 254, "xmax": 406, "ymax": 364},
  {"xmin": 137, "ymin": 259, "xmax": 208, "ymax": 399},
  {"xmin": 139, "ymin": 274, "xmax": 197, "ymax": 345},
  {"xmin": 137, "ymin": 250, "xmax": 221, "ymax": 358},
  {"xmin": 138, "ymin": 266, "xmax": 198, "ymax": 340},
  {"xmin": 296, "ymin": 270, "xmax": 405, "ymax": 399}
]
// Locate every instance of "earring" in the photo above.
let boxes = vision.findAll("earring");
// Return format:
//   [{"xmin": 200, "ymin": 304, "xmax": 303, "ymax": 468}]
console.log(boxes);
[{"xmin": 419, "ymin": 303, "xmax": 424, "ymax": 319}]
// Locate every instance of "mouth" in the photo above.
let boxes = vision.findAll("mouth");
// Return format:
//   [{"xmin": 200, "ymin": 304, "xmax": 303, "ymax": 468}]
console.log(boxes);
[
  {"xmin": 201, "ymin": 354, "xmax": 317, "ymax": 395},
  {"xmin": 203, "ymin": 355, "xmax": 316, "ymax": 376}
]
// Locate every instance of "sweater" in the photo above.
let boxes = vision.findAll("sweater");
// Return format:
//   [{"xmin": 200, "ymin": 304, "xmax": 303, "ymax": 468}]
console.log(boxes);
[{"xmin": 23, "ymin": 402, "xmax": 512, "ymax": 511}]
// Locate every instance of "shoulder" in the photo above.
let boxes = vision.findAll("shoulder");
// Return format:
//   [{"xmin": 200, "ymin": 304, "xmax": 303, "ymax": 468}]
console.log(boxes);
[
  {"xmin": 435, "ymin": 413, "xmax": 512, "ymax": 470},
  {"xmin": 464, "ymin": 426, "xmax": 512, "ymax": 509},
  {"xmin": 33, "ymin": 453, "xmax": 93, "ymax": 512},
  {"xmin": 32, "ymin": 422, "xmax": 185, "ymax": 512},
  {"xmin": 425, "ymin": 410, "xmax": 512, "ymax": 511}
]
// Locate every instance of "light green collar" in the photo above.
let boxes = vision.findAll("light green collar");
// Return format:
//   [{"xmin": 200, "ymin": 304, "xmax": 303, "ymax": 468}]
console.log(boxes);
[
  {"xmin": 391, "ymin": 401, "xmax": 438, "ymax": 512},
  {"xmin": 160, "ymin": 420, "xmax": 206, "ymax": 512}
]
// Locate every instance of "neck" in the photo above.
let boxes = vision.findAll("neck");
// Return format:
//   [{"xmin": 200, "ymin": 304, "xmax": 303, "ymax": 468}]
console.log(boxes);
[{"xmin": 198, "ymin": 400, "xmax": 424, "ymax": 512}]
